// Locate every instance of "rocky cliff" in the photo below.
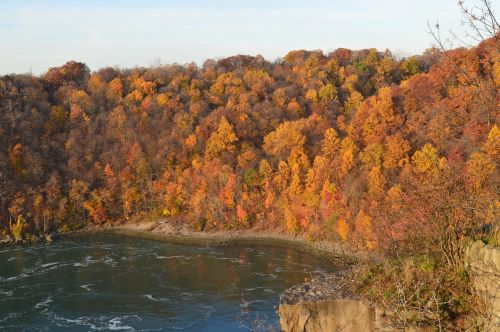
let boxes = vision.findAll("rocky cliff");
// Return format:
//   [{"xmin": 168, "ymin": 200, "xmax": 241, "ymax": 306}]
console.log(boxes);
[
  {"xmin": 279, "ymin": 299, "xmax": 379, "ymax": 332},
  {"xmin": 279, "ymin": 240, "xmax": 500, "ymax": 331},
  {"xmin": 278, "ymin": 272, "xmax": 403, "ymax": 332},
  {"xmin": 465, "ymin": 240, "xmax": 500, "ymax": 331}
]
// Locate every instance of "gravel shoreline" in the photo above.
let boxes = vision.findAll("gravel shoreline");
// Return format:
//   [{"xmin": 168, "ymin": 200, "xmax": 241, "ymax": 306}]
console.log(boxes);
[{"xmin": 68, "ymin": 219, "xmax": 361, "ymax": 266}]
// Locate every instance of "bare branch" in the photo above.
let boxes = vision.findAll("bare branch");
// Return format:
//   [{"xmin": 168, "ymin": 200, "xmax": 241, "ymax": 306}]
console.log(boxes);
[
  {"xmin": 427, "ymin": 21, "xmax": 448, "ymax": 52},
  {"xmin": 456, "ymin": 0, "xmax": 499, "ymax": 43}
]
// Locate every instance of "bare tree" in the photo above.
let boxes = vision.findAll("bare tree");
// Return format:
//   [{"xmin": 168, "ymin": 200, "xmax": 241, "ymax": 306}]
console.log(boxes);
[{"xmin": 428, "ymin": 0, "xmax": 499, "ymax": 51}]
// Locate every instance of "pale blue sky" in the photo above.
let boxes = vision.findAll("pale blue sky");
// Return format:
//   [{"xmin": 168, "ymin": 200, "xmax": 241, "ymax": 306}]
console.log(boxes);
[{"xmin": 0, "ymin": 0, "xmax": 494, "ymax": 75}]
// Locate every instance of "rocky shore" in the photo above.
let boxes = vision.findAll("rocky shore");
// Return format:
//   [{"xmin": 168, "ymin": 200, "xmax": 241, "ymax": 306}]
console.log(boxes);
[
  {"xmin": 69, "ymin": 219, "xmax": 361, "ymax": 266},
  {"xmin": 277, "ymin": 270, "xmax": 382, "ymax": 332},
  {"xmin": 3, "ymin": 220, "xmax": 498, "ymax": 331},
  {"xmin": 2, "ymin": 218, "xmax": 363, "ymax": 267},
  {"xmin": 280, "ymin": 270, "xmax": 357, "ymax": 305},
  {"xmin": 278, "ymin": 240, "xmax": 500, "ymax": 332}
]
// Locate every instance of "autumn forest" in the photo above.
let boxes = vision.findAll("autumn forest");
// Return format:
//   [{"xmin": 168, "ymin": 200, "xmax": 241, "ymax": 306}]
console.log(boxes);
[{"xmin": 1, "ymin": 33, "xmax": 498, "ymax": 264}]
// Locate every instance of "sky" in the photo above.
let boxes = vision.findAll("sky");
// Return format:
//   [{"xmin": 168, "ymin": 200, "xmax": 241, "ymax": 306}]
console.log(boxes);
[{"xmin": 0, "ymin": 0, "xmax": 495, "ymax": 75}]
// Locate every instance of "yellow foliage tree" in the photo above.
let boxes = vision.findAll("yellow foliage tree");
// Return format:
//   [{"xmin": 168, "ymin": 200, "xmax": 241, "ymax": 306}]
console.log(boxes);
[
  {"xmin": 107, "ymin": 78, "xmax": 123, "ymax": 100},
  {"xmin": 367, "ymin": 166, "xmax": 386, "ymax": 197},
  {"xmin": 345, "ymin": 91, "xmax": 364, "ymax": 114},
  {"xmin": 319, "ymin": 84, "xmax": 337, "ymax": 102},
  {"xmin": 258, "ymin": 159, "xmax": 273, "ymax": 182},
  {"xmin": 466, "ymin": 152, "xmax": 496, "ymax": 192},
  {"xmin": 9, "ymin": 215, "xmax": 26, "ymax": 242},
  {"xmin": 274, "ymin": 161, "xmax": 290, "ymax": 192},
  {"xmin": 411, "ymin": 144, "xmax": 442, "ymax": 175},
  {"xmin": 336, "ymin": 218, "xmax": 349, "ymax": 241},
  {"xmin": 339, "ymin": 137, "xmax": 359, "ymax": 176},
  {"xmin": 482, "ymin": 125, "xmax": 499, "ymax": 161},
  {"xmin": 205, "ymin": 117, "xmax": 239, "ymax": 159},
  {"xmin": 263, "ymin": 121, "xmax": 306, "ymax": 160},
  {"xmin": 321, "ymin": 128, "xmax": 341, "ymax": 159},
  {"xmin": 383, "ymin": 135, "xmax": 410, "ymax": 169},
  {"xmin": 360, "ymin": 143, "xmax": 383, "ymax": 168},
  {"xmin": 355, "ymin": 211, "xmax": 376, "ymax": 250}
]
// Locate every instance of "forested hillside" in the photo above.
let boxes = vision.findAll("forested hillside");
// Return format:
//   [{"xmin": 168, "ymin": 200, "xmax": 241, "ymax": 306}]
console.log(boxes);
[{"xmin": 0, "ymin": 37, "xmax": 498, "ymax": 260}]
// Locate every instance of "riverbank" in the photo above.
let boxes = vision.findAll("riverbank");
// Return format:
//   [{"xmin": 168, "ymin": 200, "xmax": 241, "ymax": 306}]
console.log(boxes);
[
  {"xmin": 4, "ymin": 218, "xmax": 378, "ymax": 330},
  {"xmin": 80, "ymin": 220, "xmax": 374, "ymax": 331},
  {"xmin": 66, "ymin": 219, "xmax": 362, "ymax": 266},
  {"xmin": 3, "ymin": 221, "xmax": 496, "ymax": 330}
]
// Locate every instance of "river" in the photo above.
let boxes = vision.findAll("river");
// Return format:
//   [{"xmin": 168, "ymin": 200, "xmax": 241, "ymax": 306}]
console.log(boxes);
[{"xmin": 0, "ymin": 233, "xmax": 335, "ymax": 331}]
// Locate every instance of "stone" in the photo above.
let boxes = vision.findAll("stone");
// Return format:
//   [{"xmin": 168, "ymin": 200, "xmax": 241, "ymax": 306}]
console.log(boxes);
[
  {"xmin": 279, "ymin": 299, "xmax": 376, "ymax": 332},
  {"xmin": 465, "ymin": 240, "xmax": 500, "ymax": 332},
  {"xmin": 278, "ymin": 270, "xmax": 432, "ymax": 331}
]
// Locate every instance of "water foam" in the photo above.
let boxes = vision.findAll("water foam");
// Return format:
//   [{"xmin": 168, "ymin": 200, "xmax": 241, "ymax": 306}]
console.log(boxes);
[
  {"xmin": 34, "ymin": 296, "xmax": 53, "ymax": 310},
  {"xmin": 81, "ymin": 284, "xmax": 93, "ymax": 291}
]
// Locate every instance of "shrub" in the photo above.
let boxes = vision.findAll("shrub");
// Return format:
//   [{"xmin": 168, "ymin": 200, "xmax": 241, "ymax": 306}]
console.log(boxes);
[{"xmin": 355, "ymin": 255, "xmax": 481, "ymax": 329}]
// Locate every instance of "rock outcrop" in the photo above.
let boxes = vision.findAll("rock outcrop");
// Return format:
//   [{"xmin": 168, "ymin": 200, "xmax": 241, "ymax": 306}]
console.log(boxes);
[
  {"xmin": 465, "ymin": 240, "xmax": 500, "ymax": 331},
  {"xmin": 278, "ymin": 272, "xmax": 392, "ymax": 332},
  {"xmin": 279, "ymin": 240, "xmax": 500, "ymax": 332},
  {"xmin": 279, "ymin": 299, "xmax": 377, "ymax": 332},
  {"xmin": 278, "ymin": 272, "xmax": 435, "ymax": 332}
]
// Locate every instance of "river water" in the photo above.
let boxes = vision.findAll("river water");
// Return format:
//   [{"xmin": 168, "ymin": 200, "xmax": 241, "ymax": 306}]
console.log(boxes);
[{"xmin": 0, "ymin": 233, "xmax": 334, "ymax": 331}]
